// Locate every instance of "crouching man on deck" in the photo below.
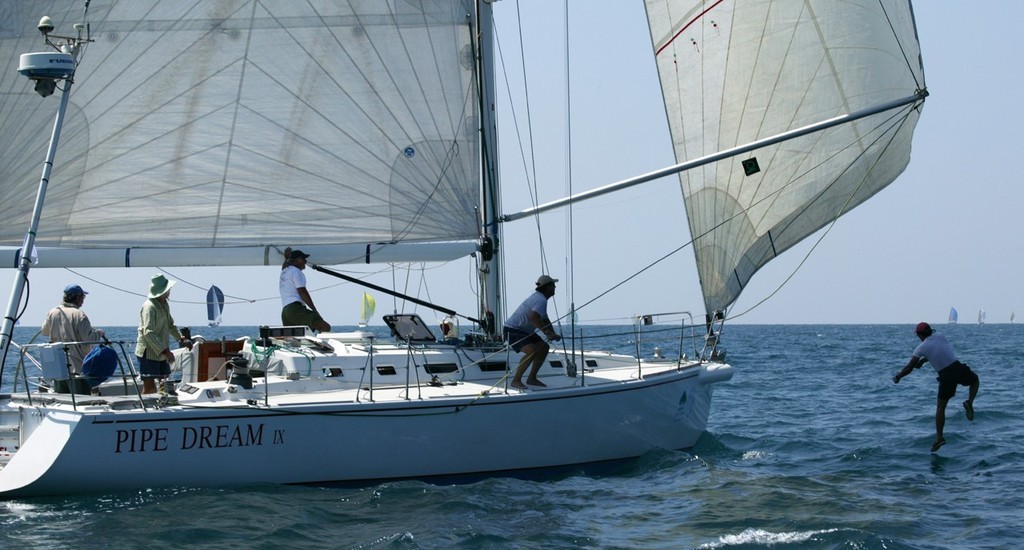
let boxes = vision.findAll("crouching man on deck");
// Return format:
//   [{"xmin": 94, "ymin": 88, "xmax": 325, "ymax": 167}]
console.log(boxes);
[{"xmin": 502, "ymin": 275, "xmax": 561, "ymax": 390}]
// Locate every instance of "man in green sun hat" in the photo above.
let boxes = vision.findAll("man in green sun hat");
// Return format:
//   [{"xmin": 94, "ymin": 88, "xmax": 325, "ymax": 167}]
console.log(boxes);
[{"xmin": 135, "ymin": 274, "xmax": 192, "ymax": 394}]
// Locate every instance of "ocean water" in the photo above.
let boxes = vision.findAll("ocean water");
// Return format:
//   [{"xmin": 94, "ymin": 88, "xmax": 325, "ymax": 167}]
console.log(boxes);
[{"xmin": 1, "ymin": 323, "xmax": 1020, "ymax": 549}]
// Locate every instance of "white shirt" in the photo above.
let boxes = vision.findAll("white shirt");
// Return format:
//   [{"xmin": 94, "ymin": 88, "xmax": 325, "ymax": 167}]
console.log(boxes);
[
  {"xmin": 504, "ymin": 291, "xmax": 548, "ymax": 332},
  {"xmin": 913, "ymin": 332, "xmax": 959, "ymax": 372},
  {"xmin": 279, "ymin": 265, "xmax": 306, "ymax": 307}
]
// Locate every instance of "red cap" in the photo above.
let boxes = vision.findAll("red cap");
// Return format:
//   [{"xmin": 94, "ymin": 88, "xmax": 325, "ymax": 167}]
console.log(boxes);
[{"xmin": 914, "ymin": 322, "xmax": 932, "ymax": 334}]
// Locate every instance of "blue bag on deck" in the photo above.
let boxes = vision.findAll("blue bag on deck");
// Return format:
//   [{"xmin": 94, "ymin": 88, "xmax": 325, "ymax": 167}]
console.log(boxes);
[{"xmin": 81, "ymin": 346, "xmax": 118, "ymax": 387}]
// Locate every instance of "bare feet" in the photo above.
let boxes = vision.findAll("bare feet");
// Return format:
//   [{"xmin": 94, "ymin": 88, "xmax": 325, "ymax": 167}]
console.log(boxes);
[
  {"xmin": 526, "ymin": 378, "xmax": 547, "ymax": 387},
  {"xmin": 930, "ymin": 437, "xmax": 946, "ymax": 452},
  {"xmin": 510, "ymin": 380, "xmax": 528, "ymax": 390}
]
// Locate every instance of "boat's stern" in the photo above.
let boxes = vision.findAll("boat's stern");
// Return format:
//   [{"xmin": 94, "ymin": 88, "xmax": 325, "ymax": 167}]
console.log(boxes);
[
  {"xmin": 0, "ymin": 400, "xmax": 81, "ymax": 496},
  {"xmin": 0, "ymin": 398, "xmax": 21, "ymax": 467}
]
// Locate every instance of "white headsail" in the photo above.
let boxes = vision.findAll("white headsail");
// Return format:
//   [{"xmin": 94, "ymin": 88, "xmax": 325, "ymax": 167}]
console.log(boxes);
[
  {"xmin": 644, "ymin": 0, "xmax": 926, "ymax": 314},
  {"xmin": 0, "ymin": 1, "xmax": 481, "ymax": 268}
]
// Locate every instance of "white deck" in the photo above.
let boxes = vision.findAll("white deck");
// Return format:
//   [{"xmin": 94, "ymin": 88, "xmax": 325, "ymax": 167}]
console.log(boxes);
[{"xmin": 0, "ymin": 332, "xmax": 732, "ymax": 497}]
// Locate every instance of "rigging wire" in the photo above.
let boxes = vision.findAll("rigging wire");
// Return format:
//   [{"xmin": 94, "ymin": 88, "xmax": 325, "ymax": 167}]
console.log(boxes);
[
  {"xmin": 878, "ymin": 0, "xmax": 925, "ymax": 91},
  {"xmin": 508, "ymin": 1, "xmax": 549, "ymax": 278},
  {"xmin": 488, "ymin": 3, "xmax": 561, "ymax": 336},
  {"xmin": 0, "ymin": 273, "xmax": 31, "ymax": 380},
  {"xmin": 562, "ymin": 0, "xmax": 576, "ymax": 358},
  {"xmin": 58, "ymin": 262, "xmax": 429, "ymax": 309}
]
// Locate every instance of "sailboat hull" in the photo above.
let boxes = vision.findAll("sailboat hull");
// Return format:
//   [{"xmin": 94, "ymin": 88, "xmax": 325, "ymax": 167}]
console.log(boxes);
[{"xmin": 0, "ymin": 336, "xmax": 731, "ymax": 497}]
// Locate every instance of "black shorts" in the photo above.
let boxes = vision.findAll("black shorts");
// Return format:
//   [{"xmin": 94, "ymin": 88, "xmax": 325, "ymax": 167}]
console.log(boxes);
[
  {"xmin": 504, "ymin": 327, "xmax": 544, "ymax": 352},
  {"xmin": 138, "ymin": 356, "xmax": 170, "ymax": 379},
  {"xmin": 937, "ymin": 362, "xmax": 978, "ymax": 401}
]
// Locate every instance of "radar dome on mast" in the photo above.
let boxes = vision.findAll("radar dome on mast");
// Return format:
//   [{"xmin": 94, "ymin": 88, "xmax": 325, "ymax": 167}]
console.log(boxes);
[{"xmin": 17, "ymin": 14, "xmax": 87, "ymax": 96}]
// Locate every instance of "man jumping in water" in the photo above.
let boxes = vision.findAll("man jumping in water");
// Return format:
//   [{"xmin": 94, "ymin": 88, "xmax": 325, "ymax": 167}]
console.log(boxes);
[{"xmin": 893, "ymin": 322, "xmax": 980, "ymax": 452}]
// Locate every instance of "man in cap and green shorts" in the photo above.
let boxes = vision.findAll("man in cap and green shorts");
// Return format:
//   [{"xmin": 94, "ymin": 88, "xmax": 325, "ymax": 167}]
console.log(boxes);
[{"xmin": 279, "ymin": 249, "xmax": 331, "ymax": 332}]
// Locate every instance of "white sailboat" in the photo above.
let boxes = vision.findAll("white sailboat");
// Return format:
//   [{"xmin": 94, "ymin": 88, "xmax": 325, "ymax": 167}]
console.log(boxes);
[
  {"xmin": 978, "ymin": 309, "xmax": 986, "ymax": 325},
  {"xmin": 0, "ymin": 1, "xmax": 926, "ymax": 496},
  {"xmin": 949, "ymin": 307, "xmax": 958, "ymax": 324}
]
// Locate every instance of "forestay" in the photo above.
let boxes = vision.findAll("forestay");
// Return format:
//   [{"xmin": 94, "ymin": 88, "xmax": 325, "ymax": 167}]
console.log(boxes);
[
  {"xmin": 0, "ymin": 0, "xmax": 480, "ymax": 267},
  {"xmin": 644, "ymin": 0, "xmax": 926, "ymax": 313}
]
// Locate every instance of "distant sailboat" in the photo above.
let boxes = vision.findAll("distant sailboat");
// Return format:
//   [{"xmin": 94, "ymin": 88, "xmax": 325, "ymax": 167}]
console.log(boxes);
[
  {"xmin": 978, "ymin": 309, "xmax": 986, "ymax": 325},
  {"xmin": 1011, "ymin": 312, "xmax": 1016, "ymax": 323},
  {"xmin": 206, "ymin": 285, "xmax": 224, "ymax": 327},
  {"xmin": 948, "ymin": 307, "xmax": 958, "ymax": 324},
  {"xmin": 358, "ymin": 292, "xmax": 375, "ymax": 328}
]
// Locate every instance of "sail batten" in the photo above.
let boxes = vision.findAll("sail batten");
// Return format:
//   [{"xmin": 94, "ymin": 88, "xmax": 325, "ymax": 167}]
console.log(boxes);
[
  {"xmin": 0, "ymin": 1, "xmax": 480, "ymax": 258},
  {"xmin": 644, "ymin": 0, "xmax": 926, "ymax": 314}
]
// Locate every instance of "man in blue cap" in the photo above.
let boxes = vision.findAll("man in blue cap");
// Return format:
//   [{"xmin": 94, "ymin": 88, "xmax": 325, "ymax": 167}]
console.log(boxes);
[{"xmin": 41, "ymin": 284, "xmax": 106, "ymax": 374}]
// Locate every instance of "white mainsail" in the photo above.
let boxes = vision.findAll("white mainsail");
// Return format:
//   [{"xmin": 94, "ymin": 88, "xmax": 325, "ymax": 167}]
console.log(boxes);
[
  {"xmin": 644, "ymin": 0, "xmax": 926, "ymax": 314},
  {"xmin": 0, "ymin": 1, "xmax": 481, "ymax": 267}
]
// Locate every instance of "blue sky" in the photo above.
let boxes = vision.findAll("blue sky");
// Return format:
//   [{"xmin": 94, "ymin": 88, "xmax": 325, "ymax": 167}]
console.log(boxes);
[{"xmin": 3, "ymin": 1, "xmax": 1020, "ymax": 328}]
